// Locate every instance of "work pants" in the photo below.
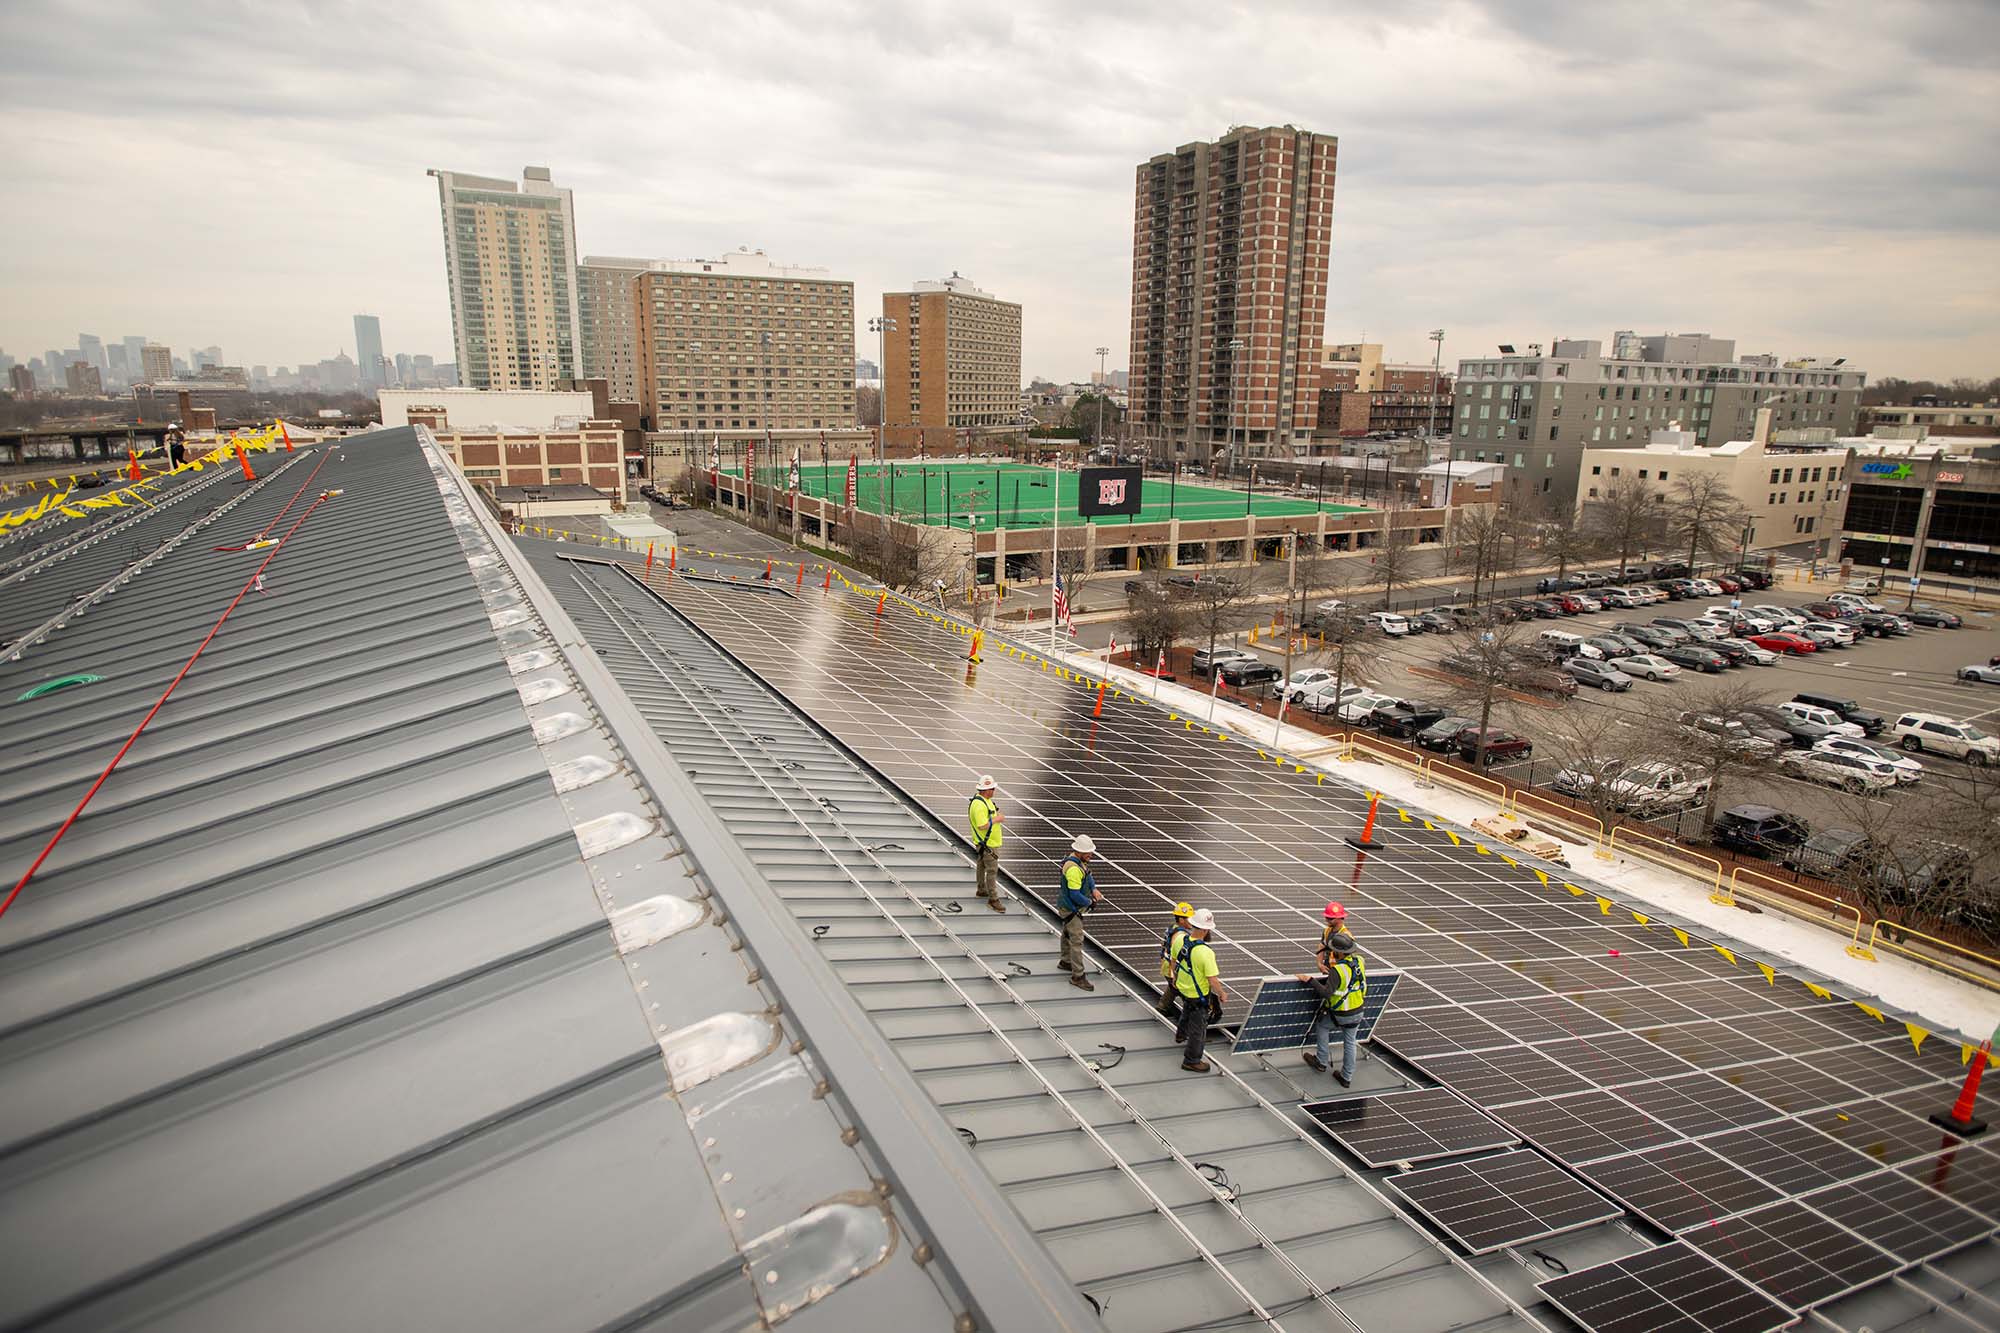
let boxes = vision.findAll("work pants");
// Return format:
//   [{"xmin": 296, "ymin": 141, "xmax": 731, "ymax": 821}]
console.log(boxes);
[
  {"xmin": 1313, "ymin": 1012, "xmax": 1360, "ymax": 1081},
  {"xmin": 974, "ymin": 846, "xmax": 999, "ymax": 897},
  {"xmin": 1059, "ymin": 914, "xmax": 1086, "ymax": 969}
]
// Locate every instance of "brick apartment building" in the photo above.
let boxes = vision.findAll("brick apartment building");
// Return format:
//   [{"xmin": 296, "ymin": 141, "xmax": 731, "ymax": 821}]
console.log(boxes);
[
  {"xmin": 882, "ymin": 273, "xmax": 1022, "ymax": 453},
  {"xmin": 1129, "ymin": 125, "xmax": 1337, "ymax": 470}
]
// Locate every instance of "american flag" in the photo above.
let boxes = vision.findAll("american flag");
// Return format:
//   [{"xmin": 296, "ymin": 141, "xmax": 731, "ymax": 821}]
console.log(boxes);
[{"xmin": 1052, "ymin": 569, "xmax": 1078, "ymax": 638}]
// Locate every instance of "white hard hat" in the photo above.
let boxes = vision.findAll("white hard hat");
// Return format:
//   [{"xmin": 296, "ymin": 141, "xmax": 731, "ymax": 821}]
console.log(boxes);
[
  {"xmin": 1071, "ymin": 834, "xmax": 1096, "ymax": 855},
  {"xmin": 1188, "ymin": 908, "xmax": 1216, "ymax": 931},
  {"xmin": 976, "ymin": 774, "xmax": 998, "ymax": 791}
]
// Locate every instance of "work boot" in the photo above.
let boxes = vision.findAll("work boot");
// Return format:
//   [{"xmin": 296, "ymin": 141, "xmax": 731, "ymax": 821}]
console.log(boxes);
[
  {"xmin": 1332, "ymin": 1071, "xmax": 1352, "ymax": 1089},
  {"xmin": 1302, "ymin": 1052, "xmax": 1326, "ymax": 1073},
  {"xmin": 975, "ymin": 886, "xmax": 989, "ymax": 898},
  {"xmin": 1055, "ymin": 959, "xmax": 1073, "ymax": 971},
  {"xmin": 1181, "ymin": 1060, "xmax": 1211, "ymax": 1073},
  {"xmin": 1069, "ymin": 974, "xmax": 1095, "ymax": 991},
  {"xmin": 988, "ymin": 897, "xmax": 1006, "ymax": 913}
]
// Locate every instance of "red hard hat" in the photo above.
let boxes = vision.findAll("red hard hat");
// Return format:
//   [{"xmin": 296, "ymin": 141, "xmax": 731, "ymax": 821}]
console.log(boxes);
[{"xmin": 1323, "ymin": 902, "xmax": 1347, "ymax": 920}]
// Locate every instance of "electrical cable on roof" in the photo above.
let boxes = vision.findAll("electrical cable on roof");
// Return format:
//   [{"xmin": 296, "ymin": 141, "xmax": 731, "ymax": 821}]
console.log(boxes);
[{"xmin": 1, "ymin": 491, "xmax": 333, "ymax": 925}]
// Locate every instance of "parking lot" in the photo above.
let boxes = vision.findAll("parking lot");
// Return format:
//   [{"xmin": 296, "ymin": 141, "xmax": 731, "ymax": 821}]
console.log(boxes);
[{"xmin": 1221, "ymin": 578, "xmax": 2000, "ymax": 843}]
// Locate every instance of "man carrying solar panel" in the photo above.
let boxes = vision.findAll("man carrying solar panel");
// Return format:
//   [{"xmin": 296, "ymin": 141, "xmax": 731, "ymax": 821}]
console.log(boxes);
[
  {"xmin": 1170, "ymin": 909, "xmax": 1227, "ymax": 1072},
  {"xmin": 1295, "ymin": 932, "xmax": 1365, "ymax": 1087}
]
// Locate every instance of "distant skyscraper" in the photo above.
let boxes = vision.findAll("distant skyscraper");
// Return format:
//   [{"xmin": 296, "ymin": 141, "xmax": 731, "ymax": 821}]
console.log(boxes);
[
  {"xmin": 427, "ymin": 166, "xmax": 581, "ymax": 391},
  {"xmin": 65, "ymin": 361, "xmax": 103, "ymax": 394},
  {"xmin": 193, "ymin": 346, "xmax": 222, "ymax": 371},
  {"xmin": 1128, "ymin": 125, "xmax": 1337, "ymax": 466},
  {"xmin": 8, "ymin": 365, "xmax": 34, "ymax": 396},
  {"xmin": 577, "ymin": 257, "xmax": 647, "ymax": 402},
  {"xmin": 140, "ymin": 343, "xmax": 172, "ymax": 381},
  {"xmin": 354, "ymin": 315, "xmax": 385, "ymax": 388},
  {"xmin": 78, "ymin": 334, "xmax": 106, "ymax": 372},
  {"xmin": 122, "ymin": 335, "xmax": 148, "ymax": 375},
  {"xmin": 395, "ymin": 352, "xmax": 412, "ymax": 385}
]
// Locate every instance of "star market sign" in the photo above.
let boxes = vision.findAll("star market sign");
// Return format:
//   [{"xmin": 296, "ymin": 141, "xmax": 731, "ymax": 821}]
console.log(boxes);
[{"xmin": 1859, "ymin": 461, "xmax": 1915, "ymax": 479}]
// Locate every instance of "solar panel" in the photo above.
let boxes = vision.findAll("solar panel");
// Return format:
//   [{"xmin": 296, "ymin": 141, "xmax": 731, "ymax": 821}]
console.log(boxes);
[
  {"xmin": 1703, "ymin": 1121, "xmax": 1876, "ymax": 1195},
  {"xmin": 1302, "ymin": 1087, "xmax": 1518, "ymax": 1167},
  {"xmin": 1417, "ymin": 1047, "xmax": 1595, "ymax": 1108},
  {"xmin": 1579, "ymin": 1142, "xmax": 1783, "ymax": 1233},
  {"xmin": 1679, "ymin": 1200, "xmax": 1898, "ymax": 1310},
  {"xmin": 1618, "ymin": 1074, "xmax": 1784, "ymax": 1138},
  {"xmin": 1804, "ymin": 1170, "xmax": 1990, "ymax": 1264},
  {"xmin": 1539, "ymin": 1242, "xmax": 1794, "ymax": 1333},
  {"xmin": 1230, "ymin": 970, "xmax": 1400, "ymax": 1054},
  {"xmin": 1492, "ymin": 1090, "xmax": 1681, "ymax": 1166},
  {"xmin": 1384, "ymin": 1149, "xmax": 1622, "ymax": 1254}
]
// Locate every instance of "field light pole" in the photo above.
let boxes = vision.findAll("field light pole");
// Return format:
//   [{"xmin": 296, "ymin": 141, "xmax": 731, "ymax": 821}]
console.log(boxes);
[
  {"xmin": 1094, "ymin": 345, "xmax": 1110, "ymax": 449},
  {"xmin": 867, "ymin": 316, "xmax": 897, "ymax": 463},
  {"xmin": 1227, "ymin": 337, "xmax": 1247, "ymax": 478}
]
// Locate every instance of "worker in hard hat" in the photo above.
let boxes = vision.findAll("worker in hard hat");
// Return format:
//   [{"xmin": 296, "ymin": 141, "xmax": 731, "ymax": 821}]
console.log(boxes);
[
  {"xmin": 1295, "ymin": 931, "xmax": 1366, "ymax": 1087},
  {"xmin": 1315, "ymin": 902, "xmax": 1353, "ymax": 972},
  {"xmin": 1171, "ymin": 908, "xmax": 1226, "ymax": 1072},
  {"xmin": 1056, "ymin": 834, "xmax": 1103, "ymax": 990},
  {"xmin": 968, "ymin": 775, "xmax": 1006, "ymax": 913},
  {"xmin": 1156, "ymin": 902, "xmax": 1194, "ymax": 1016}
]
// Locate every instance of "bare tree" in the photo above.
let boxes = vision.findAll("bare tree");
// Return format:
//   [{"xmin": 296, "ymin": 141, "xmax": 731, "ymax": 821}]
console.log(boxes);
[
  {"xmin": 1297, "ymin": 600, "xmax": 1373, "ymax": 719},
  {"xmin": 1585, "ymin": 475, "xmax": 1666, "ymax": 576},
  {"xmin": 1538, "ymin": 697, "xmax": 1678, "ymax": 833},
  {"xmin": 1431, "ymin": 616, "xmax": 1542, "ymax": 767},
  {"xmin": 1371, "ymin": 520, "xmax": 1418, "ymax": 609},
  {"xmin": 1665, "ymin": 472, "xmax": 1752, "ymax": 576},
  {"xmin": 1515, "ymin": 490, "xmax": 1599, "ymax": 582},
  {"xmin": 1445, "ymin": 505, "xmax": 1514, "ymax": 607},
  {"xmin": 1634, "ymin": 679, "xmax": 1785, "ymax": 833},
  {"xmin": 855, "ymin": 384, "xmax": 882, "ymax": 427},
  {"xmin": 1182, "ymin": 564, "xmax": 1251, "ymax": 658},
  {"xmin": 1121, "ymin": 578, "xmax": 1190, "ymax": 666},
  {"xmin": 862, "ymin": 515, "xmax": 961, "ymax": 596}
]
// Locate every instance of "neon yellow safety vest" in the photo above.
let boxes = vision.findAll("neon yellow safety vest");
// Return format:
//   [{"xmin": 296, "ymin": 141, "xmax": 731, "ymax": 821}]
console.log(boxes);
[
  {"xmin": 1173, "ymin": 937, "xmax": 1218, "ymax": 999},
  {"xmin": 969, "ymin": 795, "xmax": 1001, "ymax": 851},
  {"xmin": 1159, "ymin": 924, "xmax": 1189, "ymax": 979},
  {"xmin": 1328, "ymin": 955, "xmax": 1367, "ymax": 1014}
]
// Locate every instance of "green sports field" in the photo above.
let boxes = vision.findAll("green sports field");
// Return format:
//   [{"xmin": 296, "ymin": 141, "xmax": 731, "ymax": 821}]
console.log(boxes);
[{"xmin": 734, "ymin": 460, "xmax": 1369, "ymax": 532}]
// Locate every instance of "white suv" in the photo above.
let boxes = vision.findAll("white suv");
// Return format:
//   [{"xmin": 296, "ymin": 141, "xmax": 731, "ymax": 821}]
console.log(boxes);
[
  {"xmin": 1894, "ymin": 712, "xmax": 1999, "ymax": 765},
  {"xmin": 1605, "ymin": 762, "xmax": 1712, "ymax": 814},
  {"xmin": 1779, "ymin": 749, "xmax": 1900, "ymax": 792}
]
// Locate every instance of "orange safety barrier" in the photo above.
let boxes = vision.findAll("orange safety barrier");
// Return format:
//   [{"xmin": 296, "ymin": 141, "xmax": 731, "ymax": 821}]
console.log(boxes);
[
  {"xmin": 1861, "ymin": 919, "xmax": 2000, "ymax": 995},
  {"xmin": 1725, "ymin": 866, "xmax": 1870, "ymax": 957},
  {"xmin": 1607, "ymin": 824, "xmax": 1725, "ymax": 897}
]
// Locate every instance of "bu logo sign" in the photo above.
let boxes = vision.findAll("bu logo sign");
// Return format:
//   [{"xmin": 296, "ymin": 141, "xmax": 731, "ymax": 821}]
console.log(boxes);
[
  {"xmin": 1078, "ymin": 464, "xmax": 1143, "ymax": 516},
  {"xmin": 1097, "ymin": 478, "xmax": 1128, "ymax": 506}
]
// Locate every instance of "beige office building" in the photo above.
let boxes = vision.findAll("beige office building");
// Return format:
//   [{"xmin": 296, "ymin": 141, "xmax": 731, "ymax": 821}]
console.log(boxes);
[
  {"xmin": 427, "ymin": 166, "xmax": 581, "ymax": 392},
  {"xmin": 883, "ymin": 275, "xmax": 1022, "ymax": 431},
  {"xmin": 577, "ymin": 256, "xmax": 647, "ymax": 402},
  {"xmin": 635, "ymin": 249, "xmax": 855, "ymax": 435},
  {"xmin": 1576, "ymin": 426, "xmax": 1850, "ymax": 551},
  {"xmin": 139, "ymin": 343, "xmax": 172, "ymax": 381}
]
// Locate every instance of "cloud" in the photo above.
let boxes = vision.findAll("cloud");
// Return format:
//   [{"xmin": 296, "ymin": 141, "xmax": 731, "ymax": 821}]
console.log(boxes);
[{"xmin": 2, "ymin": 0, "xmax": 1995, "ymax": 381}]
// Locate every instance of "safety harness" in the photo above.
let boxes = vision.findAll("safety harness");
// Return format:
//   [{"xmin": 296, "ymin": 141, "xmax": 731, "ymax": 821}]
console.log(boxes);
[
  {"xmin": 969, "ymin": 795, "xmax": 998, "ymax": 852},
  {"xmin": 1058, "ymin": 854, "xmax": 1096, "ymax": 924}
]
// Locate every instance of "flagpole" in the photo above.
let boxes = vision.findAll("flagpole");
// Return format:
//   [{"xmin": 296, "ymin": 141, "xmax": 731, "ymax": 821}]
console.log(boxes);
[
  {"xmin": 1049, "ymin": 467, "xmax": 1060, "ymax": 653},
  {"xmin": 1209, "ymin": 668, "xmax": 1221, "ymax": 723}
]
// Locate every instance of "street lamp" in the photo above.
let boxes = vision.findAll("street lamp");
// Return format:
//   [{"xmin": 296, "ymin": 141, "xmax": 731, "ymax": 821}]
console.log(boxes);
[
  {"xmin": 1227, "ymin": 336, "xmax": 1247, "ymax": 477},
  {"xmin": 1025, "ymin": 475, "xmax": 1062, "ymax": 651},
  {"xmin": 867, "ymin": 315, "xmax": 897, "ymax": 463}
]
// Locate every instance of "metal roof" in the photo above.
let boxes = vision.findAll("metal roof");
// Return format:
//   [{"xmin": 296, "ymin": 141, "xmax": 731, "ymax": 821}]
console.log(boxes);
[{"xmin": 0, "ymin": 427, "xmax": 1070, "ymax": 1332}]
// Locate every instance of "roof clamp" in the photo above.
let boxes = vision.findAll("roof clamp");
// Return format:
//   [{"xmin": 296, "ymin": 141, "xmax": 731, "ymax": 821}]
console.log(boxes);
[{"xmin": 1195, "ymin": 1161, "xmax": 1240, "ymax": 1205}]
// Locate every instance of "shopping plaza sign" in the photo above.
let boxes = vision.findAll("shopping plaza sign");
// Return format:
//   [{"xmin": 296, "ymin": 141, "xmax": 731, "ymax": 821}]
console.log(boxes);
[{"xmin": 1859, "ymin": 460, "xmax": 1915, "ymax": 479}]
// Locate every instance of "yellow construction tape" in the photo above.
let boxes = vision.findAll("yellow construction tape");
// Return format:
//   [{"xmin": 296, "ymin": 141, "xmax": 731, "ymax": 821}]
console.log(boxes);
[
  {"xmin": 1906, "ymin": 1024, "xmax": 1928, "ymax": 1055},
  {"xmin": 1854, "ymin": 1002, "xmax": 1885, "ymax": 1023},
  {"xmin": 1631, "ymin": 911, "xmax": 1650, "ymax": 925},
  {"xmin": 1671, "ymin": 928, "xmax": 1691, "ymax": 948},
  {"xmin": 1756, "ymin": 963, "xmax": 1776, "ymax": 984},
  {"xmin": 1804, "ymin": 982, "xmax": 1833, "ymax": 1000},
  {"xmin": 1714, "ymin": 946, "xmax": 1736, "ymax": 966},
  {"xmin": 1595, "ymin": 897, "xmax": 1613, "ymax": 915}
]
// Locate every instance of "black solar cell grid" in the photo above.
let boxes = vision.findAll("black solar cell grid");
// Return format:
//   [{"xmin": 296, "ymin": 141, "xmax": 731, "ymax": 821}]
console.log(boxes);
[
  {"xmin": 1807, "ymin": 1170, "xmax": 1990, "ymax": 1264},
  {"xmin": 1418, "ymin": 1047, "xmax": 1595, "ymax": 1108},
  {"xmin": 1902, "ymin": 1147, "xmax": 2000, "ymax": 1225},
  {"xmin": 1369, "ymin": 1003, "xmax": 1508, "ymax": 1059},
  {"xmin": 1679, "ymin": 1199, "xmax": 1898, "ymax": 1311},
  {"xmin": 1636, "ymin": 1022, "xmax": 1787, "ymax": 1071},
  {"xmin": 1301, "ymin": 1087, "xmax": 1518, "ymax": 1167},
  {"xmin": 1478, "ymin": 993, "xmax": 1622, "ymax": 1043},
  {"xmin": 1493, "ymin": 1090, "xmax": 1681, "ymax": 1165},
  {"xmin": 1802, "ymin": 1100, "xmax": 1966, "ymax": 1170},
  {"xmin": 1566, "ymin": 987, "xmax": 1708, "ymax": 1029},
  {"xmin": 1620, "ymin": 1074, "xmax": 1786, "ymax": 1138},
  {"xmin": 1510, "ymin": 956, "xmax": 1631, "ymax": 993},
  {"xmin": 1712, "ymin": 1060, "xmax": 1866, "ymax": 1115},
  {"xmin": 1681, "ymin": 983, "xmax": 1789, "ymax": 1021},
  {"xmin": 1727, "ymin": 1011, "xmax": 1853, "ymax": 1053},
  {"xmin": 1805, "ymin": 1046, "xmax": 1938, "ymax": 1095},
  {"xmin": 1538, "ymin": 1242, "xmax": 1795, "ymax": 1333},
  {"xmin": 1417, "ymin": 964, "xmax": 1553, "ymax": 1004},
  {"xmin": 1386, "ymin": 1149, "xmax": 1622, "ymax": 1254},
  {"xmin": 1703, "ymin": 1121, "xmax": 1876, "ymax": 1195},
  {"xmin": 1580, "ymin": 1142, "xmax": 1784, "ymax": 1232},
  {"xmin": 1462, "ymin": 928, "xmax": 1575, "ymax": 963},
  {"xmin": 1548, "ymin": 1031, "xmax": 1702, "ymax": 1087}
]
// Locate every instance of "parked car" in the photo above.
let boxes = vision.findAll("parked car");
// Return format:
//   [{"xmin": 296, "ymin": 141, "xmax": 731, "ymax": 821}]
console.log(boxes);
[
  {"xmin": 1367, "ymin": 611, "xmax": 1413, "ymax": 636},
  {"xmin": 1516, "ymin": 666, "xmax": 1579, "ymax": 698},
  {"xmin": 1779, "ymin": 749, "xmax": 1901, "ymax": 793},
  {"xmin": 1801, "ymin": 601, "xmax": 1854, "ymax": 620},
  {"xmin": 1796, "ymin": 621, "xmax": 1856, "ymax": 648},
  {"xmin": 1537, "ymin": 575, "xmax": 1585, "ymax": 593},
  {"xmin": 1584, "ymin": 635, "xmax": 1635, "ymax": 659},
  {"xmin": 1691, "ymin": 579, "xmax": 1725, "ymax": 597},
  {"xmin": 1280, "ymin": 667, "xmax": 1341, "ymax": 702},
  {"xmin": 1829, "ymin": 592, "xmax": 1885, "ymax": 613},
  {"xmin": 1218, "ymin": 657, "xmax": 1282, "ymax": 688},
  {"xmin": 1443, "ymin": 606, "xmax": 1484, "ymax": 628},
  {"xmin": 1333, "ymin": 690, "xmax": 1400, "ymax": 723},
  {"xmin": 1604, "ymin": 762, "xmax": 1712, "ymax": 815},
  {"xmin": 1553, "ymin": 757, "xmax": 1621, "ymax": 798},
  {"xmin": 1894, "ymin": 712, "xmax": 1999, "ymax": 764},
  {"xmin": 1539, "ymin": 628, "xmax": 1601, "ymax": 659},
  {"xmin": 1659, "ymin": 580, "xmax": 1696, "ymax": 600},
  {"xmin": 1617, "ymin": 624, "xmax": 1678, "ymax": 649},
  {"xmin": 1564, "ymin": 657, "xmax": 1635, "ymax": 692},
  {"xmin": 1716, "ymin": 637, "xmax": 1779, "ymax": 666},
  {"xmin": 1700, "ymin": 639, "xmax": 1752, "ymax": 667},
  {"xmin": 1792, "ymin": 692, "xmax": 1887, "ymax": 736},
  {"xmin": 1749, "ymin": 631, "xmax": 1818, "ymax": 655},
  {"xmin": 1906, "ymin": 607, "xmax": 1962, "ymax": 629},
  {"xmin": 1191, "ymin": 646, "xmax": 1256, "ymax": 675},
  {"xmin": 1416, "ymin": 717, "xmax": 1479, "ymax": 753},
  {"xmin": 1660, "ymin": 644, "xmax": 1728, "ymax": 674},
  {"xmin": 1777, "ymin": 700, "xmax": 1865, "ymax": 737},
  {"xmin": 1411, "ymin": 610, "xmax": 1456, "ymax": 633},
  {"xmin": 1783, "ymin": 828, "xmax": 1871, "ymax": 879},
  {"xmin": 1678, "ymin": 711, "xmax": 1782, "ymax": 756},
  {"xmin": 1602, "ymin": 632, "xmax": 1651, "ymax": 656},
  {"xmin": 1713, "ymin": 576, "xmax": 1742, "ymax": 594},
  {"xmin": 1526, "ymin": 599, "xmax": 1566, "ymax": 619},
  {"xmin": 1555, "ymin": 594, "xmax": 1592, "ymax": 615},
  {"xmin": 1852, "ymin": 612, "xmax": 1910, "ymax": 637},
  {"xmin": 1960, "ymin": 664, "xmax": 2000, "ymax": 684},
  {"xmin": 1732, "ymin": 568, "xmax": 1772, "ymax": 590},
  {"xmin": 1710, "ymin": 805, "xmax": 1810, "ymax": 860},
  {"xmin": 1374, "ymin": 701, "xmax": 1452, "ymax": 738},
  {"xmin": 1459, "ymin": 729, "xmax": 1532, "ymax": 765},
  {"xmin": 1812, "ymin": 736, "xmax": 1922, "ymax": 784},
  {"xmin": 1652, "ymin": 617, "xmax": 1707, "ymax": 637},
  {"xmin": 1297, "ymin": 681, "xmax": 1370, "ymax": 714},
  {"xmin": 1744, "ymin": 704, "xmax": 1832, "ymax": 748},
  {"xmin": 1747, "ymin": 604, "xmax": 1801, "ymax": 625},
  {"xmin": 1619, "ymin": 653, "xmax": 1682, "ymax": 681},
  {"xmin": 1600, "ymin": 588, "xmax": 1644, "ymax": 609},
  {"xmin": 1651, "ymin": 561, "xmax": 1692, "ymax": 579}
]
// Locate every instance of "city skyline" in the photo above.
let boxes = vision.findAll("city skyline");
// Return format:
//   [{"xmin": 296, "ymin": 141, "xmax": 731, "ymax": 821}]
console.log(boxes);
[{"xmin": 3, "ymin": 1, "xmax": 1997, "ymax": 383}]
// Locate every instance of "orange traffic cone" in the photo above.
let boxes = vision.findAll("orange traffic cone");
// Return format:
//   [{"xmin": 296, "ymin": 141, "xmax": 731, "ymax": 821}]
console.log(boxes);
[
  {"xmin": 235, "ymin": 444, "xmax": 256, "ymax": 481},
  {"xmin": 127, "ymin": 447, "xmax": 142, "ymax": 481},
  {"xmin": 279, "ymin": 420, "xmax": 293, "ymax": 451}
]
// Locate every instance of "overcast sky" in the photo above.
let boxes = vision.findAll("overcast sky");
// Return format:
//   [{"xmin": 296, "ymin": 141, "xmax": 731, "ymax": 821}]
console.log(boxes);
[{"xmin": 6, "ymin": 0, "xmax": 1997, "ymax": 383}]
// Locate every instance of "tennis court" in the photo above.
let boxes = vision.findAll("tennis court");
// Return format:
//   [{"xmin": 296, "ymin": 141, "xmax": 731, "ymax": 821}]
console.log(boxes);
[{"xmin": 737, "ymin": 460, "xmax": 1369, "ymax": 531}]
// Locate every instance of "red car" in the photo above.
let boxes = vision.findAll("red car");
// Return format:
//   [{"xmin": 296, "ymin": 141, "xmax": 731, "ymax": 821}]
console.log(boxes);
[
  {"xmin": 1556, "ymin": 594, "xmax": 1590, "ymax": 614},
  {"xmin": 1749, "ymin": 631, "xmax": 1819, "ymax": 655},
  {"xmin": 1801, "ymin": 601, "xmax": 1852, "ymax": 619},
  {"xmin": 1714, "ymin": 576, "xmax": 1741, "ymax": 593}
]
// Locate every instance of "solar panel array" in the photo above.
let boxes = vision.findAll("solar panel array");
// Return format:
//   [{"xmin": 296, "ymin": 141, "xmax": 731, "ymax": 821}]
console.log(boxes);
[
  {"xmin": 631, "ymin": 559, "xmax": 2000, "ymax": 1324},
  {"xmin": 1384, "ymin": 1150, "xmax": 1622, "ymax": 1254},
  {"xmin": 1230, "ymin": 970, "xmax": 1399, "ymax": 1053},
  {"xmin": 1539, "ymin": 1243, "xmax": 1793, "ymax": 1333},
  {"xmin": 1301, "ymin": 1088, "xmax": 1518, "ymax": 1168}
]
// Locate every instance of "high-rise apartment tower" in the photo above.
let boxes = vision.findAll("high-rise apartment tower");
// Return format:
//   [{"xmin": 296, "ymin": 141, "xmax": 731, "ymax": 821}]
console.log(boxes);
[
  {"xmin": 427, "ymin": 166, "xmax": 581, "ymax": 391},
  {"xmin": 882, "ymin": 274, "xmax": 1022, "ymax": 431},
  {"xmin": 1128, "ymin": 125, "xmax": 1337, "ymax": 468}
]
